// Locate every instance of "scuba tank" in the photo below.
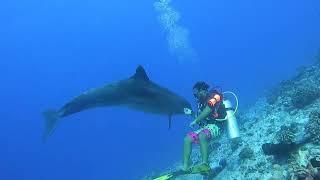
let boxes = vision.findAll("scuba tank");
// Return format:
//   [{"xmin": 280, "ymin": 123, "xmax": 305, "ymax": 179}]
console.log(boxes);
[{"xmin": 216, "ymin": 91, "xmax": 240, "ymax": 139}]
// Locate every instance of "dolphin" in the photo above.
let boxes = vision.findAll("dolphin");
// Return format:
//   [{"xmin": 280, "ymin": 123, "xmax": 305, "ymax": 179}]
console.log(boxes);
[{"xmin": 43, "ymin": 65, "xmax": 191, "ymax": 140}]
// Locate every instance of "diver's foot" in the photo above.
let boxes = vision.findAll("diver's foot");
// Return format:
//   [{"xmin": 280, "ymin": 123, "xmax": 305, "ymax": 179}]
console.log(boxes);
[
  {"xmin": 181, "ymin": 164, "xmax": 189, "ymax": 172},
  {"xmin": 190, "ymin": 163, "xmax": 211, "ymax": 174}
]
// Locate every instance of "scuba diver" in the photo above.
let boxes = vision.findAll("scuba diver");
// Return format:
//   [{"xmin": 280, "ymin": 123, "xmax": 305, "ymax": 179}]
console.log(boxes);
[
  {"xmin": 153, "ymin": 81, "xmax": 239, "ymax": 180},
  {"xmin": 182, "ymin": 81, "xmax": 228, "ymax": 172}
]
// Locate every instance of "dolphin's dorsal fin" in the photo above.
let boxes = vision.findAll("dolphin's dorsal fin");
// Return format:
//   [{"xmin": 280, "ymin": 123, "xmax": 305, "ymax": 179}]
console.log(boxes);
[{"xmin": 132, "ymin": 65, "xmax": 150, "ymax": 81}]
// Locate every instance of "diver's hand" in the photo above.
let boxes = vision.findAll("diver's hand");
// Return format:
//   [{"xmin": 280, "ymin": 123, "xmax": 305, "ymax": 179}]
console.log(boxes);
[
  {"xmin": 184, "ymin": 108, "xmax": 193, "ymax": 115},
  {"xmin": 189, "ymin": 120, "xmax": 197, "ymax": 128}
]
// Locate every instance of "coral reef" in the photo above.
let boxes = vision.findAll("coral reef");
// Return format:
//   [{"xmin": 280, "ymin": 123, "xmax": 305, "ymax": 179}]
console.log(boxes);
[
  {"xmin": 269, "ymin": 164, "xmax": 286, "ymax": 179},
  {"xmin": 305, "ymin": 111, "xmax": 320, "ymax": 144},
  {"xmin": 266, "ymin": 63, "xmax": 320, "ymax": 109},
  {"xmin": 276, "ymin": 123, "xmax": 298, "ymax": 144},
  {"xmin": 239, "ymin": 147, "xmax": 254, "ymax": 161},
  {"xmin": 291, "ymin": 87, "xmax": 320, "ymax": 109},
  {"xmin": 230, "ymin": 137, "xmax": 242, "ymax": 152},
  {"xmin": 288, "ymin": 149, "xmax": 320, "ymax": 179}
]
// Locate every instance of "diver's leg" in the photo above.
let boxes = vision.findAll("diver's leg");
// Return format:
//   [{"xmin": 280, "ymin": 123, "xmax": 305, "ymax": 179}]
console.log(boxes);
[
  {"xmin": 199, "ymin": 132, "xmax": 209, "ymax": 164},
  {"xmin": 183, "ymin": 135, "xmax": 193, "ymax": 170}
]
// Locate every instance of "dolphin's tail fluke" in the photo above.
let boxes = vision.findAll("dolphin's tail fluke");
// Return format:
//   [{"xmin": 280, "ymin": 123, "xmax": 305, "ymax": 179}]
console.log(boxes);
[{"xmin": 42, "ymin": 109, "xmax": 60, "ymax": 142}]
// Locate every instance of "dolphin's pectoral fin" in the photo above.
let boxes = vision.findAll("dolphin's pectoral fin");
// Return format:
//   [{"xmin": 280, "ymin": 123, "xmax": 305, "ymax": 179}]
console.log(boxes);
[
  {"xmin": 42, "ymin": 109, "xmax": 60, "ymax": 142},
  {"xmin": 131, "ymin": 65, "xmax": 150, "ymax": 81},
  {"xmin": 168, "ymin": 114, "xmax": 172, "ymax": 129}
]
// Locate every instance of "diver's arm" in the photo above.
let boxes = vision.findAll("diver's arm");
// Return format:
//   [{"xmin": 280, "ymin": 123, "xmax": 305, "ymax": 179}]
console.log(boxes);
[{"xmin": 194, "ymin": 106, "xmax": 212, "ymax": 123}]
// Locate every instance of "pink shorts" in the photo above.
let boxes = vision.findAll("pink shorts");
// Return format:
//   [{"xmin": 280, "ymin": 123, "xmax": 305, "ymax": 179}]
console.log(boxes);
[{"xmin": 187, "ymin": 129, "xmax": 212, "ymax": 144}]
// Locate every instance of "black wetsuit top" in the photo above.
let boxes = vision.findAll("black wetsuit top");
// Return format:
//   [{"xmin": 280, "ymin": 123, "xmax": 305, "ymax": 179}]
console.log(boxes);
[{"xmin": 197, "ymin": 89, "xmax": 227, "ymax": 129}]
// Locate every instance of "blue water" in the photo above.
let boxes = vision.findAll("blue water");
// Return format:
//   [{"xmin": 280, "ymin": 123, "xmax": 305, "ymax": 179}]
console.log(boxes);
[{"xmin": 1, "ymin": 0, "xmax": 320, "ymax": 179}]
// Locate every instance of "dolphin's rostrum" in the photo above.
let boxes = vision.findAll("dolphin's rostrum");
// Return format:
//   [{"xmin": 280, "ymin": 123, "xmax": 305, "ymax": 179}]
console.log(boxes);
[{"xmin": 43, "ymin": 65, "xmax": 191, "ymax": 140}]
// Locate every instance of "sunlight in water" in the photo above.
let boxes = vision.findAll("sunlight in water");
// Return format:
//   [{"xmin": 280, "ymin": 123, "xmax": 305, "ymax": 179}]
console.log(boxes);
[{"xmin": 154, "ymin": 0, "xmax": 198, "ymax": 63}]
